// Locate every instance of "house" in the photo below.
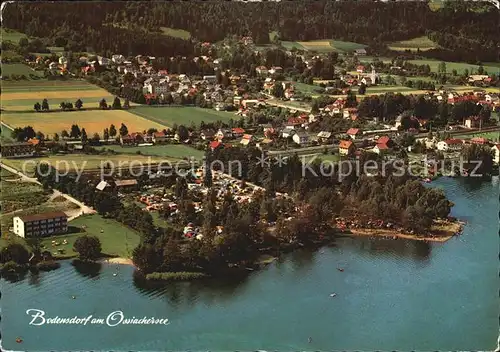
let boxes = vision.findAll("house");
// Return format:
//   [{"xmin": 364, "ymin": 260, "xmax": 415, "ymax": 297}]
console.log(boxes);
[
  {"xmin": 13, "ymin": 211, "xmax": 68, "ymax": 238},
  {"xmin": 491, "ymin": 144, "xmax": 500, "ymax": 164},
  {"xmin": 269, "ymin": 66, "xmax": 283, "ymax": 75},
  {"xmin": 356, "ymin": 65, "xmax": 365, "ymax": 73},
  {"xmin": 48, "ymin": 62, "xmax": 58, "ymax": 70},
  {"xmin": 231, "ymin": 127, "xmax": 245, "ymax": 138},
  {"xmin": 317, "ymin": 131, "xmax": 332, "ymax": 143},
  {"xmin": 361, "ymin": 77, "xmax": 372, "ymax": 86},
  {"xmin": 372, "ymin": 143, "xmax": 390, "ymax": 154},
  {"xmin": 343, "ymin": 108, "xmax": 358, "ymax": 119},
  {"xmin": 209, "ymin": 140, "xmax": 223, "ymax": 151},
  {"xmin": 346, "ymin": 128, "xmax": 361, "ymax": 140},
  {"xmin": 233, "ymin": 96, "xmax": 243, "ymax": 106},
  {"xmin": 58, "ymin": 56, "xmax": 68, "ymax": 67},
  {"xmin": 464, "ymin": 116, "xmax": 481, "ymax": 129},
  {"xmin": 216, "ymin": 128, "xmax": 233, "ymax": 140},
  {"xmin": 292, "ymin": 132, "xmax": 310, "ymax": 146},
  {"xmin": 152, "ymin": 131, "xmax": 169, "ymax": 144},
  {"xmin": 281, "ymin": 126, "xmax": 296, "ymax": 138},
  {"xmin": 262, "ymin": 124, "xmax": 275, "ymax": 137},
  {"xmin": 257, "ymin": 138, "xmax": 274, "ymax": 150},
  {"xmin": 354, "ymin": 48, "xmax": 367, "ymax": 56},
  {"xmin": 1, "ymin": 142, "xmax": 35, "ymax": 158},
  {"xmin": 240, "ymin": 134, "xmax": 254, "ymax": 146},
  {"xmin": 97, "ymin": 56, "xmax": 110, "ymax": 66},
  {"xmin": 112, "ymin": 54, "xmax": 125, "ymax": 64},
  {"xmin": 339, "ymin": 140, "xmax": 355, "ymax": 156},
  {"xmin": 96, "ymin": 181, "xmax": 110, "ymax": 191},
  {"xmin": 203, "ymin": 75, "xmax": 217, "ymax": 83},
  {"xmin": 376, "ymin": 136, "xmax": 394, "ymax": 149},
  {"xmin": 114, "ymin": 179, "xmax": 138, "ymax": 189},
  {"xmin": 437, "ymin": 139, "xmax": 463, "ymax": 152},
  {"xmin": 120, "ymin": 134, "xmax": 136, "ymax": 146},
  {"xmin": 470, "ymin": 137, "xmax": 489, "ymax": 145},
  {"xmin": 256, "ymin": 66, "xmax": 268, "ymax": 75},
  {"xmin": 200, "ymin": 130, "xmax": 216, "ymax": 141}
]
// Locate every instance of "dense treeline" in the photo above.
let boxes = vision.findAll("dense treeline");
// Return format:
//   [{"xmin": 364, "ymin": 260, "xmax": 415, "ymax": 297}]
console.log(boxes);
[{"xmin": 3, "ymin": 1, "xmax": 498, "ymax": 62}]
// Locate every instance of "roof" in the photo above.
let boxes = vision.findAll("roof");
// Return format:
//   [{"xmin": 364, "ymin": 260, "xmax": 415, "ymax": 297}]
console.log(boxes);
[
  {"xmin": 375, "ymin": 143, "xmax": 389, "ymax": 150},
  {"xmin": 232, "ymin": 127, "xmax": 245, "ymax": 134},
  {"xmin": 17, "ymin": 211, "xmax": 67, "ymax": 222},
  {"xmin": 346, "ymin": 128, "xmax": 360, "ymax": 135},
  {"xmin": 210, "ymin": 141, "xmax": 222, "ymax": 149},
  {"xmin": 317, "ymin": 131, "xmax": 332, "ymax": 138},
  {"xmin": 377, "ymin": 136, "xmax": 391, "ymax": 145},
  {"xmin": 339, "ymin": 140, "xmax": 353, "ymax": 149},
  {"xmin": 96, "ymin": 180, "xmax": 110, "ymax": 191},
  {"xmin": 114, "ymin": 179, "xmax": 138, "ymax": 187},
  {"xmin": 242, "ymin": 134, "xmax": 253, "ymax": 140},
  {"xmin": 153, "ymin": 131, "xmax": 166, "ymax": 137},
  {"xmin": 470, "ymin": 137, "xmax": 489, "ymax": 144},
  {"xmin": 444, "ymin": 138, "xmax": 463, "ymax": 145}
]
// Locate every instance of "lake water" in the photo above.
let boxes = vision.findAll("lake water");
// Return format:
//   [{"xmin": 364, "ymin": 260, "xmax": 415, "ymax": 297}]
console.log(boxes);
[{"xmin": 1, "ymin": 178, "xmax": 498, "ymax": 351}]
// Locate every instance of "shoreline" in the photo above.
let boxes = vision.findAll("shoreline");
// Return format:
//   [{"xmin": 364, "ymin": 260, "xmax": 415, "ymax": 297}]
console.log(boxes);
[
  {"xmin": 342, "ymin": 219, "xmax": 464, "ymax": 242},
  {"xmin": 101, "ymin": 257, "xmax": 135, "ymax": 266}
]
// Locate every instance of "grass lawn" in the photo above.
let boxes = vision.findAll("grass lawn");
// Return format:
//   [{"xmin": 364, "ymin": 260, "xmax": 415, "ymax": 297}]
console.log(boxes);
[
  {"xmin": 0, "ymin": 214, "xmax": 142, "ymax": 259},
  {"xmin": 130, "ymin": 106, "xmax": 236, "ymax": 127},
  {"xmin": 160, "ymin": 27, "xmax": 191, "ymax": 40},
  {"xmin": 101, "ymin": 144, "xmax": 205, "ymax": 160},
  {"xmin": 1, "ymin": 28, "xmax": 28, "ymax": 42},
  {"xmin": 1, "ymin": 153, "xmax": 169, "ymax": 175},
  {"xmin": 455, "ymin": 131, "xmax": 500, "ymax": 141},
  {"xmin": 290, "ymin": 81, "xmax": 322, "ymax": 95},
  {"xmin": 1, "ymin": 125, "xmax": 14, "ymax": 143},
  {"xmin": 1, "ymin": 110, "xmax": 165, "ymax": 136},
  {"xmin": 317, "ymin": 153, "xmax": 341, "ymax": 162},
  {"xmin": 406, "ymin": 59, "xmax": 500, "ymax": 75},
  {"xmin": 2, "ymin": 63, "xmax": 44, "ymax": 78},
  {"xmin": 388, "ymin": 36, "xmax": 439, "ymax": 52},
  {"xmin": 1, "ymin": 179, "xmax": 49, "ymax": 214},
  {"xmin": 281, "ymin": 39, "xmax": 366, "ymax": 53},
  {"xmin": 69, "ymin": 214, "xmax": 141, "ymax": 258}
]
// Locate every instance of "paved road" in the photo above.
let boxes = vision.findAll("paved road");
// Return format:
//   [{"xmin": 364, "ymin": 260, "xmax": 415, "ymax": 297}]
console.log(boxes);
[{"xmin": 0, "ymin": 162, "xmax": 96, "ymax": 218}]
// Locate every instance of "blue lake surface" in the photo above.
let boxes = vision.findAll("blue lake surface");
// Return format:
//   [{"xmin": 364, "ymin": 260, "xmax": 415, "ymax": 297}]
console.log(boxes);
[{"xmin": 1, "ymin": 177, "xmax": 498, "ymax": 351}]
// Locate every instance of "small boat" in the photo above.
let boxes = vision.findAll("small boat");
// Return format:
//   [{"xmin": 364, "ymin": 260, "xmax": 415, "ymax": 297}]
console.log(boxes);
[
  {"xmin": 113, "ymin": 273, "xmax": 117, "ymax": 277},
  {"xmin": 330, "ymin": 293, "xmax": 337, "ymax": 297},
  {"xmin": 71, "ymin": 295, "xmax": 76, "ymax": 299},
  {"xmin": 337, "ymin": 268, "xmax": 344, "ymax": 272},
  {"xmin": 16, "ymin": 337, "xmax": 23, "ymax": 343}
]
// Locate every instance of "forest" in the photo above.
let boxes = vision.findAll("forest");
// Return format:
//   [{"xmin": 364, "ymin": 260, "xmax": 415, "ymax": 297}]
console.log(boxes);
[{"xmin": 2, "ymin": 1, "xmax": 498, "ymax": 63}]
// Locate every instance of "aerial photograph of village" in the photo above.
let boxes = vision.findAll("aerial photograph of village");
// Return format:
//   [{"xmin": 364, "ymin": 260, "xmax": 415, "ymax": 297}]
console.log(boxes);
[{"xmin": 0, "ymin": 1, "xmax": 498, "ymax": 351}]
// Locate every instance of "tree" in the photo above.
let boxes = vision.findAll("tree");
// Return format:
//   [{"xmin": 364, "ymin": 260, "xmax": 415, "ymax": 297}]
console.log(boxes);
[
  {"xmin": 119, "ymin": 123, "xmax": 128, "ymax": 136},
  {"xmin": 53, "ymin": 133, "xmax": 60, "ymax": 142},
  {"xmin": 438, "ymin": 61, "xmax": 447, "ymax": 75},
  {"xmin": 41, "ymin": 99, "xmax": 49, "ymax": 111},
  {"xmin": 61, "ymin": 130, "xmax": 69, "ymax": 139},
  {"xmin": 203, "ymin": 163, "xmax": 213, "ymax": 187},
  {"xmin": 92, "ymin": 132, "xmax": 100, "ymax": 142},
  {"xmin": 34, "ymin": 102, "xmax": 41, "ymax": 111},
  {"xmin": 177, "ymin": 125, "xmax": 189, "ymax": 141},
  {"xmin": 18, "ymin": 37, "xmax": 29, "ymax": 48},
  {"xmin": 123, "ymin": 98, "xmax": 130, "ymax": 109},
  {"xmin": 75, "ymin": 99, "xmax": 83, "ymax": 110},
  {"xmin": 0, "ymin": 243, "xmax": 30, "ymax": 264},
  {"xmin": 81, "ymin": 128, "xmax": 88, "ymax": 143},
  {"xmin": 271, "ymin": 82, "xmax": 284, "ymax": 98},
  {"xmin": 109, "ymin": 124, "xmax": 117, "ymax": 137},
  {"xmin": 99, "ymin": 98, "xmax": 108, "ymax": 109},
  {"xmin": 103, "ymin": 128, "xmax": 109, "ymax": 140},
  {"xmin": 70, "ymin": 124, "xmax": 81, "ymax": 138},
  {"xmin": 112, "ymin": 96, "xmax": 122, "ymax": 109},
  {"xmin": 73, "ymin": 236, "xmax": 102, "ymax": 261},
  {"xmin": 358, "ymin": 83, "xmax": 366, "ymax": 95}
]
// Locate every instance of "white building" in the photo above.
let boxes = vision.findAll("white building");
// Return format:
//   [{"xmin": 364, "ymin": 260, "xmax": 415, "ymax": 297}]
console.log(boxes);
[
  {"xmin": 13, "ymin": 211, "xmax": 68, "ymax": 238},
  {"xmin": 437, "ymin": 139, "xmax": 463, "ymax": 152},
  {"xmin": 492, "ymin": 144, "xmax": 500, "ymax": 164},
  {"xmin": 112, "ymin": 54, "xmax": 125, "ymax": 64}
]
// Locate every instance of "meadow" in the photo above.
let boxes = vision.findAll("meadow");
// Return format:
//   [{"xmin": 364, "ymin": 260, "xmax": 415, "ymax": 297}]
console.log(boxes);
[
  {"xmin": 281, "ymin": 39, "xmax": 366, "ymax": 53},
  {"xmin": 455, "ymin": 131, "xmax": 500, "ymax": 141},
  {"xmin": 405, "ymin": 59, "xmax": 500, "ymax": 75},
  {"xmin": 0, "ymin": 214, "xmax": 141, "ymax": 259},
  {"xmin": 1, "ymin": 28, "xmax": 28, "ymax": 42},
  {"xmin": 0, "ymin": 80, "xmax": 119, "ymax": 111},
  {"xmin": 101, "ymin": 144, "xmax": 205, "ymax": 160},
  {"xmin": 130, "ymin": 106, "xmax": 236, "ymax": 127},
  {"xmin": 1, "ymin": 110, "xmax": 166, "ymax": 136},
  {"xmin": 388, "ymin": 36, "xmax": 439, "ymax": 52},
  {"xmin": 1, "ymin": 178, "xmax": 49, "ymax": 214},
  {"xmin": 2, "ymin": 63, "xmax": 44, "ymax": 78},
  {"xmin": 160, "ymin": 27, "xmax": 191, "ymax": 40},
  {"xmin": 1, "ymin": 154, "xmax": 168, "ymax": 175}
]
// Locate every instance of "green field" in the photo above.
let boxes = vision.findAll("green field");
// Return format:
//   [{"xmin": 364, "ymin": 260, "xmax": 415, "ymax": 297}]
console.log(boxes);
[
  {"xmin": 280, "ymin": 40, "xmax": 366, "ymax": 53},
  {"xmin": 388, "ymin": 36, "xmax": 439, "ymax": 52},
  {"xmin": 130, "ymin": 106, "xmax": 236, "ymax": 127},
  {"xmin": 1, "ymin": 154, "xmax": 169, "ymax": 175},
  {"xmin": 290, "ymin": 81, "xmax": 322, "ymax": 95},
  {"xmin": 0, "ymin": 214, "xmax": 141, "ymax": 259},
  {"xmin": 455, "ymin": 131, "xmax": 500, "ymax": 141},
  {"xmin": 1, "ymin": 179, "xmax": 49, "ymax": 214},
  {"xmin": 160, "ymin": 27, "xmax": 191, "ymax": 40},
  {"xmin": 1, "ymin": 28, "xmax": 28, "ymax": 42},
  {"xmin": 407, "ymin": 59, "xmax": 500, "ymax": 75},
  {"xmin": 101, "ymin": 144, "xmax": 205, "ymax": 160},
  {"xmin": 2, "ymin": 63, "xmax": 44, "ymax": 78}
]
